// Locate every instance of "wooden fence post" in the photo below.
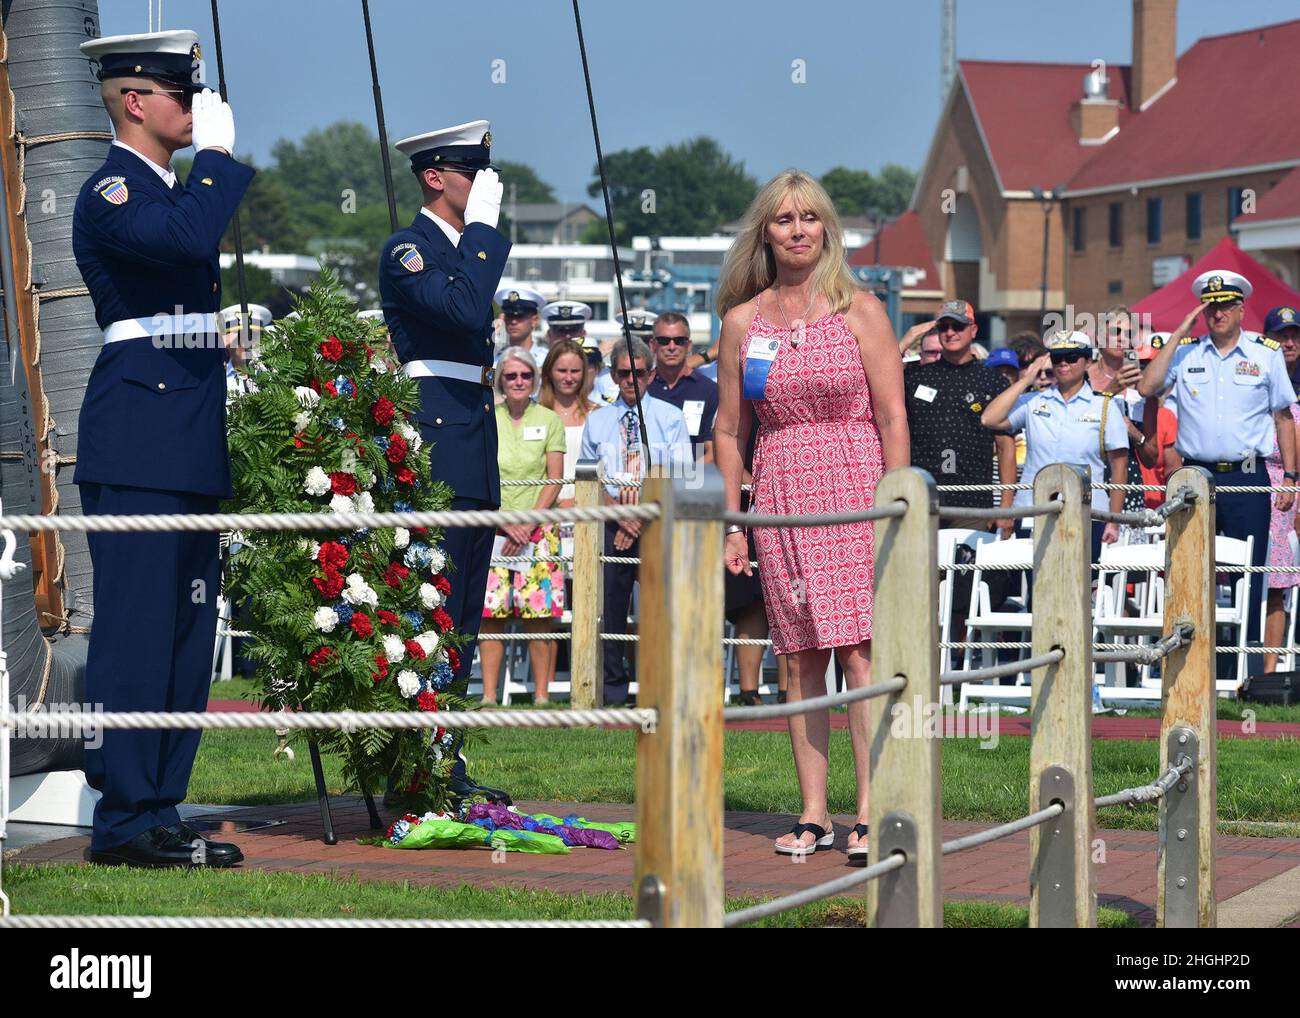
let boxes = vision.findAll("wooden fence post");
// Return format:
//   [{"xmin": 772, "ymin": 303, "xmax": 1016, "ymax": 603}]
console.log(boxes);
[
  {"xmin": 868, "ymin": 467, "xmax": 942, "ymax": 928},
  {"xmin": 1028, "ymin": 463, "xmax": 1096, "ymax": 928},
  {"xmin": 1157, "ymin": 466, "xmax": 1216, "ymax": 928},
  {"xmin": 570, "ymin": 459, "xmax": 602, "ymax": 710},
  {"xmin": 633, "ymin": 466, "xmax": 725, "ymax": 927}
]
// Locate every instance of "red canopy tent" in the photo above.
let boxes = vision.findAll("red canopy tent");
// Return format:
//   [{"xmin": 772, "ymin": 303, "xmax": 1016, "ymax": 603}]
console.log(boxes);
[{"xmin": 1130, "ymin": 236, "xmax": 1300, "ymax": 333}]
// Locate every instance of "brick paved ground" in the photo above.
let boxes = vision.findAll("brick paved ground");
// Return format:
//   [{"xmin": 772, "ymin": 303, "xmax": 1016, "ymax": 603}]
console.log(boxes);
[{"xmin": 11, "ymin": 797, "xmax": 1300, "ymax": 927}]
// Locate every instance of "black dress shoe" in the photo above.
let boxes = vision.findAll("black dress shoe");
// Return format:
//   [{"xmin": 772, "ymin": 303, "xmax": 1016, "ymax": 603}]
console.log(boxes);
[
  {"xmin": 167, "ymin": 822, "xmax": 244, "ymax": 868},
  {"xmin": 87, "ymin": 825, "xmax": 208, "ymax": 869},
  {"xmin": 449, "ymin": 774, "xmax": 513, "ymax": 806}
]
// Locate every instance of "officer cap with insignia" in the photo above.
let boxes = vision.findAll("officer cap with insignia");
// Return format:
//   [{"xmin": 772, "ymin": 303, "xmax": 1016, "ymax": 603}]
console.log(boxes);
[
  {"xmin": 357, "ymin": 308, "xmax": 386, "ymax": 322},
  {"xmin": 219, "ymin": 302, "xmax": 272, "ymax": 334},
  {"xmin": 616, "ymin": 309, "xmax": 658, "ymax": 338},
  {"xmin": 494, "ymin": 286, "xmax": 545, "ymax": 316},
  {"xmin": 1264, "ymin": 306, "xmax": 1300, "ymax": 336},
  {"xmin": 1044, "ymin": 329, "xmax": 1094, "ymax": 353},
  {"xmin": 80, "ymin": 30, "xmax": 208, "ymax": 92},
  {"xmin": 580, "ymin": 334, "xmax": 603, "ymax": 362},
  {"xmin": 1193, "ymin": 269, "xmax": 1252, "ymax": 305},
  {"xmin": 543, "ymin": 300, "xmax": 593, "ymax": 331},
  {"xmin": 396, "ymin": 120, "xmax": 496, "ymax": 175}
]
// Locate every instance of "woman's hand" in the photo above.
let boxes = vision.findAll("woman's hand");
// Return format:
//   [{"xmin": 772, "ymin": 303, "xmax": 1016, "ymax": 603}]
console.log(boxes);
[
  {"xmin": 725, "ymin": 531, "xmax": 751, "ymax": 576},
  {"xmin": 1101, "ymin": 522, "xmax": 1120, "ymax": 544}
]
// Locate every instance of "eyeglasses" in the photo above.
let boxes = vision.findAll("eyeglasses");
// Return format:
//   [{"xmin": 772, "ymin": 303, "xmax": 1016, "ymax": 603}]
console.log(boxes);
[
  {"xmin": 121, "ymin": 86, "xmax": 192, "ymax": 111},
  {"xmin": 935, "ymin": 320, "xmax": 968, "ymax": 333},
  {"xmin": 653, "ymin": 335, "xmax": 690, "ymax": 346},
  {"xmin": 1049, "ymin": 351, "xmax": 1086, "ymax": 364},
  {"xmin": 614, "ymin": 368, "xmax": 649, "ymax": 381},
  {"xmin": 501, "ymin": 371, "xmax": 534, "ymax": 382}
]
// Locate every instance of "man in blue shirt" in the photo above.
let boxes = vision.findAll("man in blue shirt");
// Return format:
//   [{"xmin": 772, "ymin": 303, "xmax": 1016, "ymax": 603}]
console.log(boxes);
[
  {"xmin": 645, "ymin": 312, "xmax": 718, "ymax": 461},
  {"xmin": 579, "ymin": 336, "xmax": 691, "ymax": 704},
  {"xmin": 379, "ymin": 120, "xmax": 512, "ymax": 804},
  {"xmin": 73, "ymin": 30, "xmax": 254, "ymax": 868},
  {"xmin": 1139, "ymin": 270, "xmax": 1296, "ymax": 642}
]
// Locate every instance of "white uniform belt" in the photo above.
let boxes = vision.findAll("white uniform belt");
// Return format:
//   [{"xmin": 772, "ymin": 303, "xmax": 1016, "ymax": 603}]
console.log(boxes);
[
  {"xmin": 103, "ymin": 313, "xmax": 219, "ymax": 345},
  {"xmin": 401, "ymin": 359, "xmax": 495, "ymax": 387}
]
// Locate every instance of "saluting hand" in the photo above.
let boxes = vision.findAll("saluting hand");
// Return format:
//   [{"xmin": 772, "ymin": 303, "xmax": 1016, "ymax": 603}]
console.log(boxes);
[
  {"xmin": 465, "ymin": 168, "xmax": 503, "ymax": 230},
  {"xmin": 191, "ymin": 88, "xmax": 236, "ymax": 156}
]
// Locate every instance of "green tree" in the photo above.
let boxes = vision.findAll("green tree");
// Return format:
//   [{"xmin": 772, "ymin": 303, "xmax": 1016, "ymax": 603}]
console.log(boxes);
[
  {"xmin": 873, "ymin": 164, "xmax": 917, "ymax": 216},
  {"xmin": 819, "ymin": 164, "xmax": 917, "ymax": 218},
  {"xmin": 498, "ymin": 160, "xmax": 555, "ymax": 203},
  {"xmin": 219, "ymin": 262, "xmax": 291, "ymax": 315},
  {"xmin": 587, "ymin": 137, "xmax": 757, "ymax": 243}
]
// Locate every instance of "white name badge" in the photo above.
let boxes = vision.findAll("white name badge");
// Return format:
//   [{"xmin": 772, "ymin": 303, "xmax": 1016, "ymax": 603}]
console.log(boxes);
[
  {"xmin": 682, "ymin": 399, "xmax": 706, "ymax": 437},
  {"xmin": 523, "ymin": 425, "xmax": 547, "ymax": 441},
  {"xmin": 914, "ymin": 384, "xmax": 938, "ymax": 403}
]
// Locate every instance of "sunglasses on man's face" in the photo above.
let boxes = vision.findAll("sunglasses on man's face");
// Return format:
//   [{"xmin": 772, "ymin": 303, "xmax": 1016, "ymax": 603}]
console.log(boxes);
[
  {"xmin": 614, "ymin": 368, "xmax": 649, "ymax": 381},
  {"xmin": 122, "ymin": 86, "xmax": 193, "ymax": 111},
  {"xmin": 654, "ymin": 335, "xmax": 689, "ymax": 346},
  {"xmin": 501, "ymin": 371, "xmax": 534, "ymax": 382}
]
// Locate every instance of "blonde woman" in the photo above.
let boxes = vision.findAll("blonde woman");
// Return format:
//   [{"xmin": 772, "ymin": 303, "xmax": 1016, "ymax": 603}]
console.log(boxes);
[
  {"xmin": 714, "ymin": 170, "xmax": 910, "ymax": 860},
  {"xmin": 538, "ymin": 339, "xmax": 600, "ymax": 507},
  {"xmin": 479, "ymin": 347, "xmax": 566, "ymax": 705}
]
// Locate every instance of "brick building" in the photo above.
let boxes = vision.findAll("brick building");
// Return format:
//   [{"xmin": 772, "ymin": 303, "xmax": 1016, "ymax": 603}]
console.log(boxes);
[{"xmin": 910, "ymin": 1, "xmax": 1300, "ymax": 342}]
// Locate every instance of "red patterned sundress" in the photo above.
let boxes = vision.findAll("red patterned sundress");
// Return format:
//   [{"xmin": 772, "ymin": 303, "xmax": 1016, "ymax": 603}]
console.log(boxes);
[{"xmin": 741, "ymin": 300, "xmax": 885, "ymax": 654}]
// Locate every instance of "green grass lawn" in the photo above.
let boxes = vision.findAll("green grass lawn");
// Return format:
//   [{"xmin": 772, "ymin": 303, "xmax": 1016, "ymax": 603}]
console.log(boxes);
[
  {"xmin": 186, "ymin": 721, "xmax": 1300, "ymax": 834},
  {"xmin": 1, "ymin": 863, "xmax": 1138, "ymax": 927}
]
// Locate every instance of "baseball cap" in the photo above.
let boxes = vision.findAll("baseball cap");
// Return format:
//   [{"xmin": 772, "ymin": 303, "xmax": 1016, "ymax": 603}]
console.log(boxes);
[
  {"xmin": 1264, "ymin": 306, "xmax": 1300, "ymax": 334},
  {"xmin": 936, "ymin": 300, "xmax": 975, "ymax": 326},
  {"xmin": 986, "ymin": 348, "xmax": 1019, "ymax": 370}
]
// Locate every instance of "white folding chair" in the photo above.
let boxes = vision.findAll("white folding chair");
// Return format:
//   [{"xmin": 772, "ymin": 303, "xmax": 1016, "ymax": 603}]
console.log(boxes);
[
  {"xmin": 1092, "ymin": 540, "xmax": 1166, "ymax": 693},
  {"xmin": 937, "ymin": 528, "xmax": 999, "ymax": 705},
  {"xmin": 958, "ymin": 537, "xmax": 1034, "ymax": 710}
]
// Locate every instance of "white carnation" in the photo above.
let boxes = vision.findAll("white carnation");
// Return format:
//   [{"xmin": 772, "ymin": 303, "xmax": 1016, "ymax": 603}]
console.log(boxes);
[
  {"xmin": 340, "ymin": 448, "xmax": 358, "ymax": 472},
  {"xmin": 419, "ymin": 583, "xmax": 440, "ymax": 610},
  {"xmin": 427, "ymin": 546, "xmax": 446, "ymax": 573},
  {"xmin": 343, "ymin": 573, "xmax": 379, "ymax": 608},
  {"xmin": 382, "ymin": 634, "xmax": 405, "ymax": 662},
  {"xmin": 354, "ymin": 491, "xmax": 375, "ymax": 514},
  {"xmin": 293, "ymin": 410, "xmax": 311, "ymax": 431},
  {"xmin": 313, "ymin": 607, "xmax": 339, "ymax": 633},
  {"xmin": 329, "ymin": 493, "xmax": 353, "ymax": 514},
  {"xmin": 304, "ymin": 467, "xmax": 330, "ymax": 497},
  {"xmin": 396, "ymin": 670, "xmax": 421, "ymax": 698},
  {"xmin": 371, "ymin": 358, "xmax": 389, "ymax": 374},
  {"xmin": 397, "ymin": 421, "xmax": 418, "ymax": 442},
  {"xmin": 414, "ymin": 632, "xmax": 438, "ymax": 657},
  {"xmin": 394, "ymin": 527, "xmax": 410, "ymax": 549},
  {"xmin": 294, "ymin": 386, "xmax": 321, "ymax": 408}
]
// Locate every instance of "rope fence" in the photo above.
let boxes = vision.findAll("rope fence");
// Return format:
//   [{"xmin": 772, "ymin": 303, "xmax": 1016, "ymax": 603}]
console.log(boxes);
[
  {"xmin": 940, "ymin": 803, "xmax": 1065, "ymax": 856},
  {"xmin": 1094, "ymin": 758, "xmax": 1195, "ymax": 809},
  {"xmin": 722, "ymin": 677, "xmax": 907, "ymax": 721}
]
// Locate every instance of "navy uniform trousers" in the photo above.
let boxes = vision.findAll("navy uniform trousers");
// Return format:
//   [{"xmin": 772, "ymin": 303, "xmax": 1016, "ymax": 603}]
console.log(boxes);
[
  {"xmin": 79, "ymin": 482, "xmax": 220, "ymax": 852},
  {"xmin": 602, "ymin": 522, "xmax": 639, "ymax": 705}
]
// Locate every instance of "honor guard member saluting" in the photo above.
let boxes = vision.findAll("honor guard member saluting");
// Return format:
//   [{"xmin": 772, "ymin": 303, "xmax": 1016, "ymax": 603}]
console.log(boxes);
[
  {"xmin": 380, "ymin": 120, "xmax": 512, "ymax": 804},
  {"xmin": 1139, "ymin": 269, "xmax": 1298, "ymax": 643},
  {"xmin": 72, "ymin": 30, "xmax": 254, "ymax": 868}
]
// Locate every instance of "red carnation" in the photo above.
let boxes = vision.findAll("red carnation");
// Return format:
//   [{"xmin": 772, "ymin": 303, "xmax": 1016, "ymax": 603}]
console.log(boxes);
[
  {"xmin": 293, "ymin": 432, "xmax": 307, "ymax": 449},
  {"xmin": 410, "ymin": 527, "xmax": 428, "ymax": 536},
  {"xmin": 431, "ymin": 607, "xmax": 454, "ymax": 633},
  {"xmin": 386, "ymin": 434, "xmax": 409, "ymax": 464},
  {"xmin": 383, "ymin": 562, "xmax": 410, "ymax": 588},
  {"xmin": 318, "ymin": 541, "xmax": 349, "ymax": 571},
  {"xmin": 323, "ymin": 380, "xmax": 339, "ymax": 397},
  {"xmin": 351, "ymin": 613, "xmax": 374, "ymax": 638},
  {"xmin": 321, "ymin": 336, "xmax": 344, "ymax": 362},
  {"xmin": 371, "ymin": 397, "xmax": 395, "ymax": 426},
  {"xmin": 417, "ymin": 690, "xmax": 438, "ymax": 712},
  {"xmin": 377, "ymin": 609, "xmax": 400, "ymax": 627},
  {"xmin": 447, "ymin": 647, "xmax": 460, "ymax": 672},
  {"xmin": 396, "ymin": 466, "xmax": 417, "ymax": 486},
  {"xmin": 405, "ymin": 638, "xmax": 426, "ymax": 661},
  {"xmin": 432, "ymin": 574, "xmax": 452, "ymax": 595},
  {"xmin": 312, "ymin": 568, "xmax": 344, "ymax": 599},
  {"xmin": 371, "ymin": 654, "xmax": 389, "ymax": 683},
  {"xmin": 309, "ymin": 377, "xmax": 321, "ymax": 393},
  {"xmin": 307, "ymin": 646, "xmax": 333, "ymax": 671},
  {"xmin": 329, "ymin": 472, "xmax": 358, "ymax": 497}
]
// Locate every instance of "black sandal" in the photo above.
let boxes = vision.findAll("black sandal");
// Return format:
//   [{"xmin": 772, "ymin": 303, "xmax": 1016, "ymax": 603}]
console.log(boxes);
[
  {"xmin": 777, "ymin": 690, "xmax": 788, "ymax": 704},
  {"xmin": 775, "ymin": 821, "xmax": 834, "ymax": 855},
  {"xmin": 735, "ymin": 690, "xmax": 763, "ymax": 707},
  {"xmin": 846, "ymin": 823, "xmax": 870, "ymax": 861}
]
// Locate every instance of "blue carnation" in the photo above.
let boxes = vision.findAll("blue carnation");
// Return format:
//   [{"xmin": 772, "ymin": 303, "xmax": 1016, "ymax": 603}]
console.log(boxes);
[
  {"xmin": 394, "ymin": 501, "xmax": 413, "ymax": 513},
  {"xmin": 330, "ymin": 416, "xmax": 345, "ymax": 430},
  {"xmin": 334, "ymin": 603, "xmax": 354, "ymax": 625},
  {"xmin": 431, "ymin": 662, "xmax": 454, "ymax": 690},
  {"xmin": 380, "ymin": 475, "xmax": 394, "ymax": 492},
  {"xmin": 334, "ymin": 375, "xmax": 356, "ymax": 398},
  {"xmin": 375, "ymin": 436, "xmax": 390, "ymax": 452},
  {"xmin": 388, "ymin": 819, "xmax": 411, "ymax": 844},
  {"xmin": 403, "ymin": 610, "xmax": 424, "ymax": 630},
  {"xmin": 354, "ymin": 528, "xmax": 370, "ymax": 540},
  {"xmin": 403, "ymin": 542, "xmax": 432, "ymax": 569}
]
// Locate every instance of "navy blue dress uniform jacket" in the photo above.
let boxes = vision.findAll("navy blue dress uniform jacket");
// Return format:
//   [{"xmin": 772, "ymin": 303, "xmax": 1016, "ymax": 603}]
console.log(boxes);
[
  {"xmin": 72, "ymin": 145, "xmax": 255, "ymax": 497},
  {"xmin": 379, "ymin": 214, "xmax": 511, "ymax": 505}
]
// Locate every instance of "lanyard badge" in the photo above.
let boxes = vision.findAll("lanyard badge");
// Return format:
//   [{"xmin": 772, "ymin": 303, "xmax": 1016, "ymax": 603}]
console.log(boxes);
[{"xmin": 743, "ymin": 335, "xmax": 781, "ymax": 401}]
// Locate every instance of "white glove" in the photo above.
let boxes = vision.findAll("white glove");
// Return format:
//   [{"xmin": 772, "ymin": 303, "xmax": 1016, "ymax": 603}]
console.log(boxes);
[
  {"xmin": 464, "ymin": 168, "xmax": 503, "ymax": 229},
  {"xmin": 191, "ymin": 88, "xmax": 236, "ymax": 155}
]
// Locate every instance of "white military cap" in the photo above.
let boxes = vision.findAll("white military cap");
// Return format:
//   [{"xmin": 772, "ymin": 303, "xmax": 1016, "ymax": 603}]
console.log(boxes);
[
  {"xmin": 396, "ymin": 120, "xmax": 494, "ymax": 172},
  {"xmin": 494, "ymin": 286, "xmax": 546, "ymax": 313},
  {"xmin": 1193, "ymin": 269, "xmax": 1252, "ymax": 304},
  {"xmin": 1044, "ymin": 329, "xmax": 1094, "ymax": 351},
  {"xmin": 543, "ymin": 301, "xmax": 593, "ymax": 327},
  {"xmin": 80, "ymin": 30, "xmax": 207, "ymax": 91}
]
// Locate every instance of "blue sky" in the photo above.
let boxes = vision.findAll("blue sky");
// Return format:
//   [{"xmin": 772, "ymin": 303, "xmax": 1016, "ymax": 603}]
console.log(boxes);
[{"xmin": 102, "ymin": 0, "xmax": 1296, "ymax": 206}]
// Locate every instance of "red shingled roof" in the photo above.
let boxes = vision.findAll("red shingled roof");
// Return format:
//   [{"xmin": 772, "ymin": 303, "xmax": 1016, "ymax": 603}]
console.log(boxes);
[
  {"xmin": 847, "ymin": 210, "xmax": 939, "ymax": 286},
  {"xmin": 960, "ymin": 60, "xmax": 1133, "ymax": 192},
  {"xmin": 954, "ymin": 19, "xmax": 1300, "ymax": 197},
  {"xmin": 1236, "ymin": 166, "xmax": 1300, "ymax": 226}
]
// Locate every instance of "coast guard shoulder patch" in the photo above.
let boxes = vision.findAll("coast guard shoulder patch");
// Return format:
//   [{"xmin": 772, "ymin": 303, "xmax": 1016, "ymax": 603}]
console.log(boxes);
[
  {"xmin": 391, "ymin": 242, "xmax": 424, "ymax": 273},
  {"xmin": 93, "ymin": 176, "xmax": 128, "ymax": 205}
]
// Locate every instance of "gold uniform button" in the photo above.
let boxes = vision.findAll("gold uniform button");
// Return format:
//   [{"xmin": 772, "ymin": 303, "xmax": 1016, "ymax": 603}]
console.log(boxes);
[
  {"xmin": 157, "ymin": 382, "xmax": 166, "ymax": 390},
  {"xmin": 477, "ymin": 251, "xmax": 487, "ymax": 260},
  {"xmin": 484, "ymin": 403, "xmax": 490, "ymax": 412}
]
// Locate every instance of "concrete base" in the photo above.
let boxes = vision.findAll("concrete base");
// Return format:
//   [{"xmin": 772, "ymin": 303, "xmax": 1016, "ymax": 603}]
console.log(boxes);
[{"xmin": 9, "ymin": 770, "xmax": 98, "ymax": 827}]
